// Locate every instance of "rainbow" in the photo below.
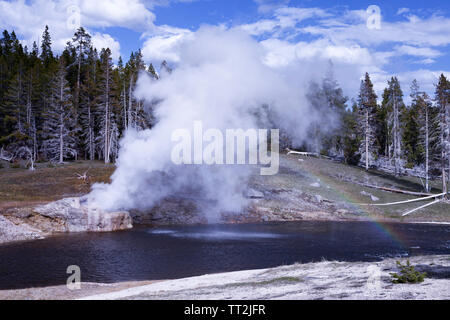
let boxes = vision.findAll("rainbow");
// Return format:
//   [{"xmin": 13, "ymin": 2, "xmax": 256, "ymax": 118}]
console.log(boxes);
[{"xmin": 300, "ymin": 164, "xmax": 407, "ymax": 247}]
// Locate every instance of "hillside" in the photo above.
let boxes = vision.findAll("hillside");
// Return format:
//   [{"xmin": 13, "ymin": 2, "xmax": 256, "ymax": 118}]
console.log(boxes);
[{"xmin": 0, "ymin": 153, "xmax": 448, "ymax": 234}]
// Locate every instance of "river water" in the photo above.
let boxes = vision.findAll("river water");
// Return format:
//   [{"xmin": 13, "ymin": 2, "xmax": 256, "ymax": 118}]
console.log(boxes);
[{"xmin": 0, "ymin": 221, "xmax": 449, "ymax": 289}]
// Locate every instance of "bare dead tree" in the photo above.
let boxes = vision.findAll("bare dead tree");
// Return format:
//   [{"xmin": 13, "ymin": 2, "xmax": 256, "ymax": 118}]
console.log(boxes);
[
  {"xmin": 76, "ymin": 168, "xmax": 92, "ymax": 187},
  {"xmin": 0, "ymin": 147, "xmax": 14, "ymax": 162}
]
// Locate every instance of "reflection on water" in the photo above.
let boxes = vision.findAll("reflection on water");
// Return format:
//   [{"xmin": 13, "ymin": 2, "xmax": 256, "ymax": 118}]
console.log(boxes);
[
  {"xmin": 0, "ymin": 221, "xmax": 448, "ymax": 290},
  {"xmin": 148, "ymin": 230, "xmax": 176, "ymax": 235},
  {"xmin": 148, "ymin": 229, "xmax": 284, "ymax": 240}
]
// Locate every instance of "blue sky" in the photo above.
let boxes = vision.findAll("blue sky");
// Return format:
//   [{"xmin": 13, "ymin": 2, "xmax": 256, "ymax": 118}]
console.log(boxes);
[{"xmin": 0, "ymin": 0, "xmax": 449, "ymax": 100}]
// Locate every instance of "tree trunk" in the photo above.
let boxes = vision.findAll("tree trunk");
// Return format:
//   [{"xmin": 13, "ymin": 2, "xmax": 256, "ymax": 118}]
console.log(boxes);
[
  {"xmin": 88, "ymin": 104, "xmax": 94, "ymax": 161},
  {"xmin": 365, "ymin": 108, "xmax": 369, "ymax": 171},
  {"xmin": 122, "ymin": 85, "xmax": 127, "ymax": 130},
  {"xmin": 17, "ymin": 72, "xmax": 23, "ymax": 133},
  {"xmin": 104, "ymin": 64, "xmax": 110, "ymax": 164},
  {"xmin": 128, "ymin": 76, "xmax": 133, "ymax": 129},
  {"xmin": 75, "ymin": 37, "xmax": 82, "ymax": 112},
  {"xmin": 393, "ymin": 96, "xmax": 400, "ymax": 177},
  {"xmin": 441, "ymin": 105, "xmax": 448, "ymax": 196},
  {"xmin": 59, "ymin": 78, "xmax": 64, "ymax": 164},
  {"xmin": 448, "ymin": 102, "xmax": 450, "ymax": 188},
  {"xmin": 59, "ymin": 114, "xmax": 63, "ymax": 164},
  {"xmin": 425, "ymin": 107, "xmax": 429, "ymax": 192}
]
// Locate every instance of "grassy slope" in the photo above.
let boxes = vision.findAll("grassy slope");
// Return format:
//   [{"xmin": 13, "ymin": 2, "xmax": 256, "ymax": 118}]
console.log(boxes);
[
  {"xmin": 0, "ymin": 155, "xmax": 448, "ymax": 221},
  {"xmin": 0, "ymin": 161, "xmax": 115, "ymax": 210},
  {"xmin": 287, "ymin": 155, "xmax": 449, "ymax": 221},
  {"xmin": 248, "ymin": 154, "xmax": 449, "ymax": 222}
]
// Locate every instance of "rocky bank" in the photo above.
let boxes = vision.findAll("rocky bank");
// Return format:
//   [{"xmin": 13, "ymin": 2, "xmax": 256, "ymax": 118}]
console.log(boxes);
[
  {"xmin": 0, "ymin": 197, "xmax": 132, "ymax": 244},
  {"xmin": 2, "ymin": 154, "xmax": 448, "ymax": 245}
]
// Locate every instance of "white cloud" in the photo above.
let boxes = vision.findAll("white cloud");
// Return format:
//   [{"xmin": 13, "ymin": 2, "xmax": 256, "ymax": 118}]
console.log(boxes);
[
  {"xmin": 261, "ymin": 38, "xmax": 375, "ymax": 67},
  {"xmin": 78, "ymin": 0, "xmax": 155, "ymax": 30},
  {"xmin": 0, "ymin": 0, "xmax": 158, "ymax": 59},
  {"xmin": 397, "ymin": 8, "xmax": 410, "ymax": 15},
  {"xmin": 394, "ymin": 45, "xmax": 442, "ymax": 58},
  {"xmin": 415, "ymin": 58, "xmax": 436, "ymax": 65},
  {"xmin": 141, "ymin": 25, "xmax": 193, "ymax": 63},
  {"xmin": 378, "ymin": 69, "xmax": 449, "ymax": 104},
  {"xmin": 240, "ymin": 5, "xmax": 450, "ymax": 101},
  {"xmin": 302, "ymin": 13, "xmax": 450, "ymax": 47},
  {"xmin": 1, "ymin": 0, "xmax": 448, "ymax": 103},
  {"xmin": 259, "ymin": 37, "xmax": 386, "ymax": 100},
  {"xmin": 241, "ymin": 19, "xmax": 281, "ymax": 36},
  {"xmin": 91, "ymin": 32, "xmax": 121, "ymax": 60},
  {"xmin": 253, "ymin": 0, "xmax": 291, "ymax": 14},
  {"xmin": 240, "ymin": 7, "xmax": 328, "ymax": 36}
]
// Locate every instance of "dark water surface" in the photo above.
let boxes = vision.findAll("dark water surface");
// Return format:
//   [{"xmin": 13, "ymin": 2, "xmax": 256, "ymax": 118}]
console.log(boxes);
[{"xmin": 0, "ymin": 221, "xmax": 449, "ymax": 289}]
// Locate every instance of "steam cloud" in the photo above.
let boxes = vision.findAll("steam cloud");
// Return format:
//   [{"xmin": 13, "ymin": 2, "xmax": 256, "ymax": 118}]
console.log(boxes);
[{"xmin": 89, "ymin": 26, "xmax": 339, "ymax": 221}]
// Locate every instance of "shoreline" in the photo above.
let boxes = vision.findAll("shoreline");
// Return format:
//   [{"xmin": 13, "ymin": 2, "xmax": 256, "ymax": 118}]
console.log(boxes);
[
  {"xmin": 2, "ymin": 215, "xmax": 449, "ymax": 247},
  {"xmin": 2, "ymin": 154, "xmax": 449, "ymax": 246},
  {"xmin": 80, "ymin": 254, "xmax": 450, "ymax": 300},
  {"xmin": 1, "ymin": 254, "xmax": 448, "ymax": 300},
  {"xmin": 1, "ymin": 214, "xmax": 450, "ymax": 247}
]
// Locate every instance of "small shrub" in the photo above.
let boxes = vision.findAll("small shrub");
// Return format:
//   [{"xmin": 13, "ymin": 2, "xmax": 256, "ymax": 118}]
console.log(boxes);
[
  {"xmin": 405, "ymin": 162, "xmax": 414, "ymax": 169},
  {"xmin": 11, "ymin": 163, "xmax": 21, "ymax": 169},
  {"xmin": 391, "ymin": 260, "xmax": 427, "ymax": 284},
  {"xmin": 0, "ymin": 162, "xmax": 4, "ymax": 169}
]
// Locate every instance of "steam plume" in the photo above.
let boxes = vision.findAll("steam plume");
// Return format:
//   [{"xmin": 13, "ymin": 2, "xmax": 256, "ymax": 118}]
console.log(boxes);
[{"xmin": 89, "ymin": 26, "xmax": 338, "ymax": 220}]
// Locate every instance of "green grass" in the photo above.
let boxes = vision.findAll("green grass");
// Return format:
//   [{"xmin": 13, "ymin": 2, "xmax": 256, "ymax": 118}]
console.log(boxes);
[
  {"xmin": 254, "ymin": 154, "xmax": 450, "ymax": 222},
  {"xmin": 0, "ymin": 161, "xmax": 115, "ymax": 209},
  {"xmin": 1, "ymin": 154, "xmax": 448, "ymax": 222}
]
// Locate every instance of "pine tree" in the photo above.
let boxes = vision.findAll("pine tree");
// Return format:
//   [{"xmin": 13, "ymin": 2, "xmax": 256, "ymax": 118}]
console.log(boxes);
[
  {"xmin": 321, "ymin": 66, "xmax": 348, "ymax": 156},
  {"xmin": 375, "ymin": 90, "xmax": 389, "ymax": 159},
  {"xmin": 357, "ymin": 73, "xmax": 378, "ymax": 171},
  {"xmin": 343, "ymin": 102, "xmax": 362, "ymax": 165},
  {"xmin": 79, "ymin": 47, "xmax": 99, "ymax": 161},
  {"xmin": 1, "ymin": 70, "xmax": 26, "ymax": 142},
  {"xmin": 306, "ymin": 81, "xmax": 326, "ymax": 153},
  {"xmin": 42, "ymin": 60, "xmax": 78, "ymax": 163},
  {"xmin": 415, "ymin": 90, "xmax": 433, "ymax": 192},
  {"xmin": 40, "ymin": 26, "xmax": 53, "ymax": 67},
  {"xmin": 37, "ymin": 26, "xmax": 57, "ymax": 142},
  {"xmin": 148, "ymin": 63, "xmax": 159, "ymax": 79},
  {"xmin": 96, "ymin": 48, "xmax": 119, "ymax": 163},
  {"xmin": 434, "ymin": 74, "xmax": 450, "ymax": 196},
  {"xmin": 305, "ymin": 67, "xmax": 347, "ymax": 156},
  {"xmin": 385, "ymin": 77, "xmax": 405, "ymax": 176},
  {"xmin": 160, "ymin": 60, "xmax": 172, "ymax": 76},
  {"xmin": 125, "ymin": 50, "xmax": 148, "ymax": 130},
  {"xmin": 71, "ymin": 27, "xmax": 92, "ymax": 114},
  {"xmin": 402, "ymin": 80, "xmax": 423, "ymax": 168}
]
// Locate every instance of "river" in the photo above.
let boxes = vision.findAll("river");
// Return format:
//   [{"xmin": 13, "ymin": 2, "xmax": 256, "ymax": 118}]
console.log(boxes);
[{"xmin": 0, "ymin": 221, "xmax": 449, "ymax": 289}]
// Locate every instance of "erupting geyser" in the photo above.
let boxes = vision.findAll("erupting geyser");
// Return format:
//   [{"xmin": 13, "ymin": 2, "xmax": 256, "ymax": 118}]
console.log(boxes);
[{"xmin": 88, "ymin": 26, "xmax": 340, "ymax": 221}]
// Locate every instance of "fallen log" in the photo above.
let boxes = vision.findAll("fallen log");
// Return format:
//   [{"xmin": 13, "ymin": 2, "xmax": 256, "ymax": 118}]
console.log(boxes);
[
  {"xmin": 402, "ymin": 199, "xmax": 442, "ymax": 217},
  {"xmin": 334, "ymin": 174, "xmax": 433, "ymax": 197},
  {"xmin": 357, "ymin": 192, "xmax": 446, "ymax": 206},
  {"xmin": 356, "ymin": 183, "xmax": 432, "ymax": 197},
  {"xmin": 286, "ymin": 148, "xmax": 319, "ymax": 157}
]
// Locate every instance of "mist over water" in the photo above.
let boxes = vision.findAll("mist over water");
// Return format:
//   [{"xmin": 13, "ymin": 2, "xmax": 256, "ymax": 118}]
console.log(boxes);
[
  {"xmin": 148, "ymin": 228, "xmax": 284, "ymax": 241},
  {"xmin": 89, "ymin": 26, "xmax": 340, "ymax": 218}
]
